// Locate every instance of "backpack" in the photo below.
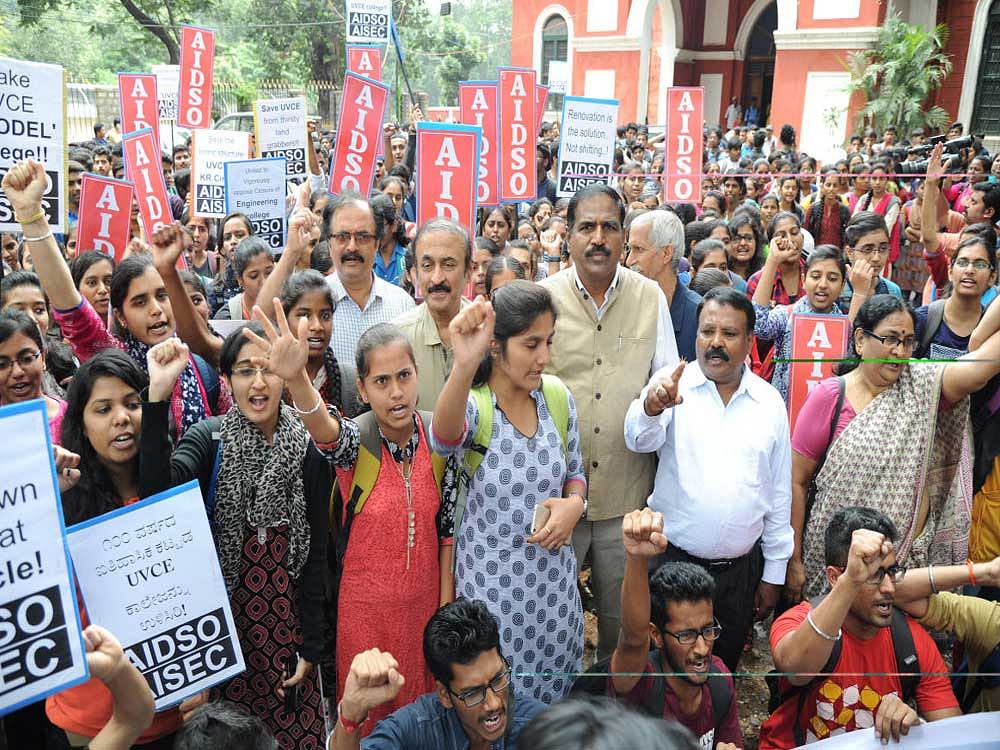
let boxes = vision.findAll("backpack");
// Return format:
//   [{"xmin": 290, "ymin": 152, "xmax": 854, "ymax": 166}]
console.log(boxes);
[
  {"xmin": 916, "ymin": 299, "xmax": 946, "ymax": 359},
  {"xmin": 765, "ymin": 596, "xmax": 920, "ymax": 747},
  {"xmin": 452, "ymin": 374, "xmax": 571, "ymax": 535},
  {"xmin": 571, "ymin": 650, "xmax": 733, "ymax": 735},
  {"xmin": 952, "ymin": 637, "xmax": 1000, "ymax": 713}
]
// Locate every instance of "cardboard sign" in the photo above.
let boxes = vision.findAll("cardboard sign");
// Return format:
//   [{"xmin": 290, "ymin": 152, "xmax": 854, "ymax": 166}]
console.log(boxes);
[
  {"xmin": 253, "ymin": 97, "xmax": 308, "ymax": 181},
  {"xmin": 118, "ymin": 74, "xmax": 160, "ymax": 151},
  {"xmin": 534, "ymin": 84, "xmax": 549, "ymax": 134},
  {"xmin": 122, "ymin": 128, "xmax": 172, "ymax": 239},
  {"xmin": 787, "ymin": 314, "xmax": 851, "ymax": 432},
  {"xmin": 416, "ymin": 123, "xmax": 481, "ymax": 232},
  {"xmin": 0, "ymin": 57, "xmax": 66, "ymax": 232},
  {"xmin": 152, "ymin": 64, "xmax": 180, "ymax": 121},
  {"xmin": 347, "ymin": 45, "xmax": 383, "ymax": 81},
  {"xmin": 329, "ymin": 72, "xmax": 389, "ymax": 195},
  {"xmin": 498, "ymin": 68, "xmax": 536, "ymax": 203},
  {"xmin": 67, "ymin": 481, "xmax": 245, "ymax": 710},
  {"xmin": 547, "ymin": 61, "xmax": 569, "ymax": 95},
  {"xmin": 224, "ymin": 158, "xmax": 287, "ymax": 252},
  {"xmin": 346, "ymin": 0, "xmax": 391, "ymax": 43},
  {"xmin": 177, "ymin": 26, "xmax": 215, "ymax": 129},
  {"xmin": 191, "ymin": 129, "xmax": 252, "ymax": 218},
  {"xmin": 76, "ymin": 174, "xmax": 134, "ymax": 259},
  {"xmin": 556, "ymin": 96, "xmax": 618, "ymax": 198},
  {"xmin": 458, "ymin": 81, "xmax": 499, "ymax": 207},
  {"xmin": 0, "ymin": 400, "xmax": 88, "ymax": 716},
  {"xmin": 664, "ymin": 87, "xmax": 703, "ymax": 203}
]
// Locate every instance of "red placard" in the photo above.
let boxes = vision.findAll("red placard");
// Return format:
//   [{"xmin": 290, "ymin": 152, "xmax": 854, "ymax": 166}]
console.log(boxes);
[
  {"xmin": 534, "ymin": 84, "xmax": 549, "ymax": 134},
  {"xmin": 498, "ymin": 68, "xmax": 536, "ymax": 203},
  {"xmin": 329, "ymin": 72, "xmax": 389, "ymax": 195},
  {"xmin": 122, "ymin": 128, "xmax": 172, "ymax": 240},
  {"xmin": 118, "ymin": 74, "xmax": 160, "ymax": 150},
  {"xmin": 459, "ymin": 81, "xmax": 499, "ymax": 207},
  {"xmin": 177, "ymin": 25, "xmax": 215, "ymax": 129},
  {"xmin": 76, "ymin": 174, "xmax": 134, "ymax": 260},
  {"xmin": 664, "ymin": 87, "xmax": 703, "ymax": 204},
  {"xmin": 416, "ymin": 123, "xmax": 481, "ymax": 233},
  {"xmin": 346, "ymin": 45, "xmax": 383, "ymax": 81},
  {"xmin": 787, "ymin": 314, "xmax": 851, "ymax": 432}
]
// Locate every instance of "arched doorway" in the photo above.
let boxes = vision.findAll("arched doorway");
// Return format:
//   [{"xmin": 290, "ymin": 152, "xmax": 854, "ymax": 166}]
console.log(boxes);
[
  {"xmin": 541, "ymin": 15, "xmax": 568, "ymax": 112},
  {"xmin": 972, "ymin": 0, "xmax": 1000, "ymax": 136},
  {"xmin": 740, "ymin": 2, "xmax": 778, "ymax": 127}
]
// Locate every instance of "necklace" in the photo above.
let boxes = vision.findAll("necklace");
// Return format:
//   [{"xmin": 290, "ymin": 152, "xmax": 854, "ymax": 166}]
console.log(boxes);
[{"xmin": 387, "ymin": 457, "xmax": 415, "ymax": 570}]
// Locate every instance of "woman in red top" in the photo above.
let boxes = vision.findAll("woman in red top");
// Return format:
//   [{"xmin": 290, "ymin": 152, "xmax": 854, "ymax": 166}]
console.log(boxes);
[
  {"xmin": 853, "ymin": 162, "xmax": 902, "ymax": 269},
  {"xmin": 804, "ymin": 168, "xmax": 851, "ymax": 249}
]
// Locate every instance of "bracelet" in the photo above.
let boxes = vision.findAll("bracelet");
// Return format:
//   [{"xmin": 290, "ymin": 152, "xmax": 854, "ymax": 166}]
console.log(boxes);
[
  {"xmin": 337, "ymin": 701, "xmax": 366, "ymax": 734},
  {"xmin": 568, "ymin": 492, "xmax": 588, "ymax": 519},
  {"xmin": 928, "ymin": 564, "xmax": 939, "ymax": 595},
  {"xmin": 23, "ymin": 230, "xmax": 53, "ymax": 243},
  {"xmin": 806, "ymin": 609, "xmax": 841, "ymax": 642},
  {"xmin": 14, "ymin": 209, "xmax": 45, "ymax": 225},
  {"xmin": 291, "ymin": 395, "xmax": 323, "ymax": 416},
  {"xmin": 967, "ymin": 559, "xmax": 978, "ymax": 586},
  {"xmin": 543, "ymin": 254, "xmax": 562, "ymax": 263}
]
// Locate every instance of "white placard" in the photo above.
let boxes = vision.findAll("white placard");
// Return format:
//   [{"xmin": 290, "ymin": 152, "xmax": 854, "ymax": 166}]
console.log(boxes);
[
  {"xmin": 556, "ymin": 95, "xmax": 618, "ymax": 198},
  {"xmin": 547, "ymin": 60, "xmax": 570, "ymax": 96},
  {"xmin": 152, "ymin": 64, "xmax": 180, "ymax": 121},
  {"xmin": 191, "ymin": 129, "xmax": 251, "ymax": 219},
  {"xmin": 224, "ymin": 158, "xmax": 287, "ymax": 253},
  {"xmin": 254, "ymin": 97, "xmax": 309, "ymax": 182},
  {"xmin": 0, "ymin": 57, "xmax": 66, "ymax": 232},
  {"xmin": 346, "ymin": 0, "xmax": 392, "ymax": 43},
  {"xmin": 66, "ymin": 481, "xmax": 245, "ymax": 710},
  {"xmin": 208, "ymin": 319, "xmax": 247, "ymax": 339},
  {"xmin": 798, "ymin": 712, "xmax": 1000, "ymax": 749},
  {"xmin": 0, "ymin": 400, "xmax": 88, "ymax": 715}
]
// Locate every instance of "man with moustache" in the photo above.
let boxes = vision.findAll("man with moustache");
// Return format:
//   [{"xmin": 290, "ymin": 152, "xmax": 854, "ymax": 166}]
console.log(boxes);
[
  {"xmin": 541, "ymin": 183, "xmax": 679, "ymax": 660},
  {"xmin": 624, "ymin": 287, "xmax": 792, "ymax": 670},
  {"xmin": 393, "ymin": 218, "xmax": 471, "ymax": 408}
]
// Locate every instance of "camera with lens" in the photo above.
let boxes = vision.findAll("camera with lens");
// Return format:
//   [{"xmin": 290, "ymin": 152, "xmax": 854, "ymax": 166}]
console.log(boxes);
[{"xmin": 896, "ymin": 134, "xmax": 982, "ymax": 175}]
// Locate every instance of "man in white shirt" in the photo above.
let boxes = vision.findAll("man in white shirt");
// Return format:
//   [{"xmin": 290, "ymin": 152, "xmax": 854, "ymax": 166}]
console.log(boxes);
[{"xmin": 624, "ymin": 286, "xmax": 792, "ymax": 670}]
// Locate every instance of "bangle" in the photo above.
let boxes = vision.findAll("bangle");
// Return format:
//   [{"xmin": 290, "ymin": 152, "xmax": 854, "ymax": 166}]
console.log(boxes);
[
  {"xmin": 806, "ymin": 609, "xmax": 841, "ymax": 642},
  {"xmin": 543, "ymin": 254, "xmax": 561, "ymax": 263},
  {"xmin": 967, "ymin": 559, "xmax": 978, "ymax": 586},
  {"xmin": 23, "ymin": 230, "xmax": 53, "ymax": 243},
  {"xmin": 568, "ymin": 492, "xmax": 588, "ymax": 519},
  {"xmin": 928, "ymin": 564, "xmax": 939, "ymax": 595},
  {"xmin": 14, "ymin": 209, "xmax": 45, "ymax": 225},
  {"xmin": 337, "ymin": 701, "xmax": 366, "ymax": 733},
  {"xmin": 291, "ymin": 395, "xmax": 323, "ymax": 416}
]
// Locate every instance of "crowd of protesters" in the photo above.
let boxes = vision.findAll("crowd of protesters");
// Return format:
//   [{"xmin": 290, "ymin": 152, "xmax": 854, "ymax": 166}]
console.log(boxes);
[{"xmin": 3, "ymin": 97, "xmax": 1000, "ymax": 750}]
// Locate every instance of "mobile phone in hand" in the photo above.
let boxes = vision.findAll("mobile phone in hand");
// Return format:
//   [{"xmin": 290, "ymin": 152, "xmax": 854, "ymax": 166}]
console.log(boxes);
[
  {"xmin": 284, "ymin": 652, "xmax": 301, "ymax": 713},
  {"xmin": 531, "ymin": 504, "xmax": 551, "ymax": 535}
]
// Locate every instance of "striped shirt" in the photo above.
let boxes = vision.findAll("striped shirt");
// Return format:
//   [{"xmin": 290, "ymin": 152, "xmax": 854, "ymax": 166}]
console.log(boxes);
[{"xmin": 326, "ymin": 271, "xmax": 415, "ymax": 365}]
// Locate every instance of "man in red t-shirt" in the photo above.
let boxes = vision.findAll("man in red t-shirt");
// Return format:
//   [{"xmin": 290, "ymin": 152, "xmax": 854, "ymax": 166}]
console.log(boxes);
[
  {"xmin": 606, "ymin": 508, "xmax": 743, "ymax": 749},
  {"xmin": 759, "ymin": 507, "xmax": 960, "ymax": 748}
]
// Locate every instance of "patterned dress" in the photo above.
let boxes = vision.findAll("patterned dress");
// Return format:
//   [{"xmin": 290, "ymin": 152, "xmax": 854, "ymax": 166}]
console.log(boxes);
[{"xmin": 431, "ymin": 388, "xmax": 585, "ymax": 704}]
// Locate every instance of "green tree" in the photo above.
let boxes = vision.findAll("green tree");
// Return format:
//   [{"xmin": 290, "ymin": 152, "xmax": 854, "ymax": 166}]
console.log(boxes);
[
  {"xmin": 432, "ymin": 17, "xmax": 485, "ymax": 106},
  {"xmin": 844, "ymin": 11, "xmax": 952, "ymax": 135}
]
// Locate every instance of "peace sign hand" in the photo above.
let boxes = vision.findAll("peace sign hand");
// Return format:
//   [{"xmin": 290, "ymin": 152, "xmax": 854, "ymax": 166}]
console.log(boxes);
[{"xmin": 243, "ymin": 297, "xmax": 310, "ymax": 383}]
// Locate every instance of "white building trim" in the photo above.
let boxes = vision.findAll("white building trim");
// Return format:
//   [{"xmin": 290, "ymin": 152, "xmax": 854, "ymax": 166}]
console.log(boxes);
[
  {"xmin": 572, "ymin": 35, "xmax": 641, "ymax": 52},
  {"xmin": 628, "ymin": 0, "xmax": 681, "ymax": 123},
  {"xmin": 532, "ymin": 4, "xmax": 576, "ymax": 90},
  {"xmin": 776, "ymin": 0, "xmax": 797, "ymax": 32},
  {"xmin": 734, "ymin": 0, "xmax": 778, "ymax": 60},
  {"xmin": 958, "ymin": 0, "xmax": 992, "ymax": 131},
  {"xmin": 773, "ymin": 27, "xmax": 879, "ymax": 50},
  {"xmin": 675, "ymin": 49, "xmax": 739, "ymax": 62}
]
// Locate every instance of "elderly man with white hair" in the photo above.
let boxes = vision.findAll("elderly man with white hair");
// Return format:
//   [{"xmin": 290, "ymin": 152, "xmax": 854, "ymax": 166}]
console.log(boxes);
[{"xmin": 626, "ymin": 210, "xmax": 701, "ymax": 361}]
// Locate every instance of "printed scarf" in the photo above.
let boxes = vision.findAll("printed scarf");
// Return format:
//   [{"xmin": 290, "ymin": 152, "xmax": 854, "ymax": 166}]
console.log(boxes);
[{"xmin": 121, "ymin": 333, "xmax": 209, "ymax": 436}]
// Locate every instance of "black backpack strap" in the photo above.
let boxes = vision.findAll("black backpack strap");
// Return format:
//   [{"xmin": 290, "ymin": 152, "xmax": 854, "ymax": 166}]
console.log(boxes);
[
  {"xmin": 570, "ymin": 650, "xmax": 666, "ymax": 719},
  {"xmin": 642, "ymin": 650, "xmax": 667, "ymax": 718},
  {"xmin": 918, "ymin": 299, "xmax": 947, "ymax": 358},
  {"xmin": 706, "ymin": 660, "xmax": 733, "ymax": 734},
  {"xmin": 889, "ymin": 607, "xmax": 920, "ymax": 705}
]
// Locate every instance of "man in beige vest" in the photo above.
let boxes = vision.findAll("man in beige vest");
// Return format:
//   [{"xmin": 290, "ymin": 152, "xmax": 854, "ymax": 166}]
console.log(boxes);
[
  {"xmin": 541, "ymin": 184, "xmax": 679, "ymax": 658},
  {"xmin": 393, "ymin": 218, "xmax": 472, "ymax": 409}
]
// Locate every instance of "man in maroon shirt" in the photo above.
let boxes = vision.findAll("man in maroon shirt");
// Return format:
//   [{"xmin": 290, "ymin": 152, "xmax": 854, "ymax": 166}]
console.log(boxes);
[{"xmin": 606, "ymin": 508, "xmax": 743, "ymax": 749}]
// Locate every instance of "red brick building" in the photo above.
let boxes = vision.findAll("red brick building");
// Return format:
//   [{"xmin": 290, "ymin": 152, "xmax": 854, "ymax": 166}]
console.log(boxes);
[{"xmin": 511, "ymin": 0, "xmax": 1000, "ymax": 160}]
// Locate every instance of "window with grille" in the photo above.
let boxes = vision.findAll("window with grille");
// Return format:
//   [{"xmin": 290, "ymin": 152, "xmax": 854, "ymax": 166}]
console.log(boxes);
[
  {"xmin": 541, "ymin": 15, "xmax": 568, "ymax": 112},
  {"xmin": 973, "ymin": 0, "xmax": 1000, "ymax": 136}
]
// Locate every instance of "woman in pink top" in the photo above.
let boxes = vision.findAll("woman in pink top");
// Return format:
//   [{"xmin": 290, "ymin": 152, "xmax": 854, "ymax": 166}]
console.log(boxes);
[{"xmin": 0, "ymin": 308, "xmax": 66, "ymax": 443}]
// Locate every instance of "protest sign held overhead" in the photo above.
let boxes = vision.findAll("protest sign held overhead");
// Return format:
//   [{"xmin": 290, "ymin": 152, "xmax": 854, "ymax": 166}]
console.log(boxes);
[
  {"xmin": 177, "ymin": 26, "xmax": 215, "ymax": 129},
  {"xmin": 787, "ymin": 314, "xmax": 850, "ymax": 432},
  {"xmin": 254, "ymin": 97, "xmax": 309, "ymax": 181},
  {"xmin": 547, "ymin": 61, "xmax": 569, "ymax": 95},
  {"xmin": 664, "ymin": 87, "xmax": 703, "ymax": 203},
  {"xmin": 534, "ymin": 84, "xmax": 549, "ymax": 134},
  {"xmin": 122, "ymin": 127, "xmax": 172, "ymax": 239},
  {"xmin": 76, "ymin": 174, "xmax": 134, "ymax": 259},
  {"xmin": 459, "ymin": 81, "xmax": 499, "ymax": 207},
  {"xmin": 225, "ymin": 158, "xmax": 287, "ymax": 252},
  {"xmin": 498, "ymin": 68, "xmax": 536, "ymax": 203},
  {"xmin": 152, "ymin": 64, "xmax": 179, "ymax": 121},
  {"xmin": 117, "ymin": 73, "xmax": 160, "ymax": 148},
  {"xmin": 0, "ymin": 401, "xmax": 88, "ymax": 716},
  {"xmin": 416, "ymin": 123, "xmax": 481, "ymax": 232},
  {"xmin": 556, "ymin": 96, "xmax": 618, "ymax": 198},
  {"xmin": 0, "ymin": 57, "xmax": 66, "ymax": 232},
  {"xmin": 346, "ymin": 0, "xmax": 391, "ymax": 44},
  {"xmin": 191, "ymin": 128, "xmax": 252, "ymax": 218},
  {"xmin": 347, "ymin": 44, "xmax": 383, "ymax": 81},
  {"xmin": 67, "ymin": 481, "xmax": 245, "ymax": 710},
  {"xmin": 329, "ymin": 71, "xmax": 389, "ymax": 195}
]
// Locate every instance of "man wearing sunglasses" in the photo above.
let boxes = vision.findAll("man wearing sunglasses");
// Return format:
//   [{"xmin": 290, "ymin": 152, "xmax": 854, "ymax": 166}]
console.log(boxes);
[
  {"xmin": 329, "ymin": 599, "xmax": 544, "ymax": 749},
  {"xmin": 760, "ymin": 507, "xmax": 960, "ymax": 748},
  {"xmin": 606, "ymin": 508, "xmax": 742, "ymax": 749}
]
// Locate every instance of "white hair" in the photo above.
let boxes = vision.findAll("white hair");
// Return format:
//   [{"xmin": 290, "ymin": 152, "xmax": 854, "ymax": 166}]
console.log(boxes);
[{"xmin": 630, "ymin": 210, "xmax": 685, "ymax": 271}]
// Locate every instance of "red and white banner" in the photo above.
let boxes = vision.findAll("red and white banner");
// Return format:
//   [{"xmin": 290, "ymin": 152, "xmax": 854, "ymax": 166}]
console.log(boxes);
[
  {"xmin": 416, "ymin": 123, "xmax": 481, "ymax": 233},
  {"xmin": 177, "ymin": 25, "xmax": 215, "ymax": 129},
  {"xmin": 329, "ymin": 71, "xmax": 389, "ymax": 195},
  {"xmin": 664, "ymin": 87, "xmax": 703, "ymax": 204},
  {"xmin": 498, "ymin": 68, "xmax": 536, "ymax": 203},
  {"xmin": 122, "ymin": 128, "xmax": 172, "ymax": 240},
  {"xmin": 346, "ymin": 45, "xmax": 383, "ymax": 81},
  {"xmin": 787, "ymin": 314, "xmax": 851, "ymax": 432},
  {"xmin": 459, "ymin": 82, "xmax": 499, "ymax": 207},
  {"xmin": 117, "ymin": 74, "xmax": 160, "ymax": 149},
  {"xmin": 534, "ymin": 83, "xmax": 549, "ymax": 133},
  {"xmin": 76, "ymin": 174, "xmax": 134, "ymax": 260}
]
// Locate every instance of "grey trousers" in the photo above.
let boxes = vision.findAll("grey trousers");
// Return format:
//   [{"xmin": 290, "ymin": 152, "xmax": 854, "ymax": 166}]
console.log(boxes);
[{"xmin": 572, "ymin": 516, "xmax": 626, "ymax": 661}]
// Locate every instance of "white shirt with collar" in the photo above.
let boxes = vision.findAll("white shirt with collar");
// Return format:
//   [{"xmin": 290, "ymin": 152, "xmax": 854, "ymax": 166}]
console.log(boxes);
[
  {"xmin": 571, "ymin": 265, "xmax": 679, "ymax": 373},
  {"xmin": 326, "ymin": 271, "xmax": 414, "ymax": 365},
  {"xmin": 624, "ymin": 361, "xmax": 793, "ymax": 584}
]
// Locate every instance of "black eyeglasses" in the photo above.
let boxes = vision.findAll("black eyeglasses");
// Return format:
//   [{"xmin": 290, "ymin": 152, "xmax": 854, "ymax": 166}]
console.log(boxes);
[
  {"xmin": 863, "ymin": 330, "xmax": 916, "ymax": 351},
  {"xmin": 661, "ymin": 620, "xmax": 722, "ymax": 646},
  {"xmin": 864, "ymin": 564, "xmax": 907, "ymax": 586},
  {"xmin": 0, "ymin": 350, "xmax": 42, "ymax": 372},
  {"xmin": 448, "ymin": 658, "xmax": 511, "ymax": 708}
]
